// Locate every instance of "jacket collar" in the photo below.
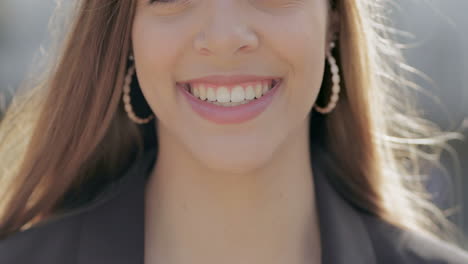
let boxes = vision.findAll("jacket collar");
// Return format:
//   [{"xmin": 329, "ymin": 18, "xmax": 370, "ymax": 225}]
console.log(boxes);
[
  {"xmin": 313, "ymin": 154, "xmax": 377, "ymax": 264},
  {"xmin": 76, "ymin": 147, "xmax": 377, "ymax": 264}
]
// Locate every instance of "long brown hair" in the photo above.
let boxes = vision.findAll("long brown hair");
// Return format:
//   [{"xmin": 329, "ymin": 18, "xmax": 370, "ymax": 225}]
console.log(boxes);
[{"xmin": 0, "ymin": 0, "xmax": 465, "ymax": 247}]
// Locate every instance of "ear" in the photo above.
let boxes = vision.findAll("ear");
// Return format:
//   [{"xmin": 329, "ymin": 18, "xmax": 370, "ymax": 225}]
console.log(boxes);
[{"xmin": 326, "ymin": 9, "xmax": 340, "ymax": 53}]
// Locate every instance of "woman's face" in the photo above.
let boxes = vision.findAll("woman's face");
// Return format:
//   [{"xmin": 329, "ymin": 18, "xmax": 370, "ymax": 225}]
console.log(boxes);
[{"xmin": 132, "ymin": 0, "xmax": 333, "ymax": 172}]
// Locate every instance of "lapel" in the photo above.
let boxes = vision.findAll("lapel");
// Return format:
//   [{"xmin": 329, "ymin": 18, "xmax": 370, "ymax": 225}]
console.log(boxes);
[
  {"xmin": 75, "ymin": 149, "xmax": 154, "ymax": 264},
  {"xmin": 312, "ymin": 153, "xmax": 377, "ymax": 264},
  {"xmin": 76, "ymin": 147, "xmax": 377, "ymax": 264}
]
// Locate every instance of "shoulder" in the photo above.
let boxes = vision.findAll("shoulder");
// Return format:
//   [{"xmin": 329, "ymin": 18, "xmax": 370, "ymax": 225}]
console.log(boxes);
[
  {"xmin": 0, "ymin": 211, "xmax": 85, "ymax": 264},
  {"xmin": 0, "ymin": 180, "xmax": 132, "ymax": 264},
  {"xmin": 0, "ymin": 149, "xmax": 154, "ymax": 264},
  {"xmin": 0, "ymin": 176, "xmax": 137, "ymax": 264},
  {"xmin": 363, "ymin": 214, "xmax": 468, "ymax": 264}
]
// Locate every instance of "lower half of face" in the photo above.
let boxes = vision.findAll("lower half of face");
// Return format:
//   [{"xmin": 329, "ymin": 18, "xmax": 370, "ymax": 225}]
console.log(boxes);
[{"xmin": 132, "ymin": 0, "xmax": 328, "ymax": 173}]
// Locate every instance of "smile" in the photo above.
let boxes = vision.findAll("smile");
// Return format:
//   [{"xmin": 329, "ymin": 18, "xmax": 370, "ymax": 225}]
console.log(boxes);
[
  {"xmin": 178, "ymin": 78, "xmax": 282, "ymax": 124},
  {"xmin": 180, "ymin": 79, "xmax": 280, "ymax": 107}
]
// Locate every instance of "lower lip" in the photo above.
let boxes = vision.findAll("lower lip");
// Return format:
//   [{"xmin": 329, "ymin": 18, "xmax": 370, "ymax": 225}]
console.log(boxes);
[{"xmin": 179, "ymin": 80, "xmax": 281, "ymax": 125}]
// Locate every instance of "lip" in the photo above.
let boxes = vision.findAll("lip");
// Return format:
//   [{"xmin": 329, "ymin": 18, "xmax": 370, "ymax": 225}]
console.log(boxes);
[
  {"xmin": 178, "ymin": 79, "xmax": 282, "ymax": 125},
  {"xmin": 178, "ymin": 75, "xmax": 281, "ymax": 86}
]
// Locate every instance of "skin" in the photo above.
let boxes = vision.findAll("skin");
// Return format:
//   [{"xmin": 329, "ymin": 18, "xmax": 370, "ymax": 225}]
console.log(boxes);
[{"xmin": 131, "ymin": 0, "xmax": 338, "ymax": 263}]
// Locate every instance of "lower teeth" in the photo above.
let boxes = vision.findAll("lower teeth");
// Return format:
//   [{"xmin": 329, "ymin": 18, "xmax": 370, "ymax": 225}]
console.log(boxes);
[{"xmin": 211, "ymin": 100, "xmax": 252, "ymax": 106}]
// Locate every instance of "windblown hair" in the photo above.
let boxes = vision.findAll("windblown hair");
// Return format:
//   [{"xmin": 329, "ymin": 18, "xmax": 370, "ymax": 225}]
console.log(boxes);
[{"xmin": 0, "ymin": 0, "xmax": 465, "ymax": 248}]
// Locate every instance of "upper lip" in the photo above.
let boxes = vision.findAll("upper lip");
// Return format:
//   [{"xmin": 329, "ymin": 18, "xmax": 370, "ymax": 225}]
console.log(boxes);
[{"xmin": 178, "ymin": 75, "xmax": 281, "ymax": 86}]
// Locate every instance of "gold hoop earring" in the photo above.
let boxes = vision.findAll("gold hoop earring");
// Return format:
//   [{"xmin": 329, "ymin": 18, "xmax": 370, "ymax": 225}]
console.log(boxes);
[
  {"xmin": 122, "ymin": 55, "xmax": 155, "ymax": 124},
  {"xmin": 314, "ymin": 41, "xmax": 341, "ymax": 114}
]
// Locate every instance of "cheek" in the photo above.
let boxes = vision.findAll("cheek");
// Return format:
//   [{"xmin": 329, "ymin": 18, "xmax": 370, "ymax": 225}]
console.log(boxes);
[
  {"xmin": 130, "ymin": 15, "xmax": 189, "ymax": 118},
  {"xmin": 266, "ymin": 11, "xmax": 327, "ymax": 114},
  {"xmin": 132, "ymin": 18, "xmax": 184, "ymax": 69}
]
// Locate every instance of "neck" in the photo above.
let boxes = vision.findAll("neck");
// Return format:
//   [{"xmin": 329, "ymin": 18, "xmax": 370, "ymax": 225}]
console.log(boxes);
[{"xmin": 145, "ymin": 120, "xmax": 321, "ymax": 264}]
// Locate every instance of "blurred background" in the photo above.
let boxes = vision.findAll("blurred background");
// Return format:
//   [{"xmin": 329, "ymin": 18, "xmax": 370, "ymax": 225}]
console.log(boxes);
[{"xmin": 0, "ymin": 0, "xmax": 467, "ymax": 249}]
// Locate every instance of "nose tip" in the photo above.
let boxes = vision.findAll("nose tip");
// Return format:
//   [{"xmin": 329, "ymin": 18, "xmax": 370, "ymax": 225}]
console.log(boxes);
[
  {"xmin": 195, "ymin": 32, "xmax": 257, "ymax": 56},
  {"xmin": 193, "ymin": 9, "xmax": 259, "ymax": 56}
]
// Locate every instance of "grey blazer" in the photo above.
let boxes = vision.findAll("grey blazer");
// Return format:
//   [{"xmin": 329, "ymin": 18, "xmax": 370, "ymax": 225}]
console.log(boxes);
[{"xmin": 1, "ymin": 147, "xmax": 468, "ymax": 264}]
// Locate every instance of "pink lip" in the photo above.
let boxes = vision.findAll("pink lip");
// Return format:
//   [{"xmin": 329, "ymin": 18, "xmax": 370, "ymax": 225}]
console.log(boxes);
[
  {"xmin": 178, "ymin": 75, "xmax": 281, "ymax": 86},
  {"xmin": 179, "ymin": 79, "xmax": 282, "ymax": 125}
]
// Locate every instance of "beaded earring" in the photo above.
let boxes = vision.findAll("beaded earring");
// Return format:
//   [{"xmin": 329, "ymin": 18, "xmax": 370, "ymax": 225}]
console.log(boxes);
[
  {"xmin": 122, "ymin": 55, "xmax": 155, "ymax": 124},
  {"xmin": 314, "ymin": 41, "xmax": 341, "ymax": 114}
]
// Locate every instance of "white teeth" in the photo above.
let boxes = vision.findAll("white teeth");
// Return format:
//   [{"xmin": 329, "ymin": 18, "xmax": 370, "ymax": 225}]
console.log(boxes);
[
  {"xmin": 262, "ymin": 81, "xmax": 269, "ymax": 94},
  {"xmin": 213, "ymin": 100, "xmax": 250, "ymax": 107},
  {"xmin": 198, "ymin": 84, "xmax": 207, "ymax": 100},
  {"xmin": 254, "ymin": 83, "xmax": 262, "ymax": 99},
  {"xmin": 188, "ymin": 79, "xmax": 280, "ymax": 105},
  {"xmin": 216, "ymin": 86, "xmax": 230, "ymax": 103},
  {"xmin": 193, "ymin": 86, "xmax": 200, "ymax": 97},
  {"xmin": 245, "ymin": 85, "xmax": 255, "ymax": 100},
  {"xmin": 231, "ymin": 86, "xmax": 245, "ymax": 103},
  {"xmin": 207, "ymin": 87, "xmax": 216, "ymax": 101}
]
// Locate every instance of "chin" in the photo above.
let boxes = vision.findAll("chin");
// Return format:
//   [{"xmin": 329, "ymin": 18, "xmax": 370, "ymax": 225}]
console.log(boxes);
[{"xmin": 191, "ymin": 146, "xmax": 274, "ymax": 175}]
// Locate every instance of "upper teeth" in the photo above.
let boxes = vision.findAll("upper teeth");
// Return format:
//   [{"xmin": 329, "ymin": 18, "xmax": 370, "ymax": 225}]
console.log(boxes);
[{"xmin": 186, "ymin": 80, "xmax": 277, "ymax": 102}]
